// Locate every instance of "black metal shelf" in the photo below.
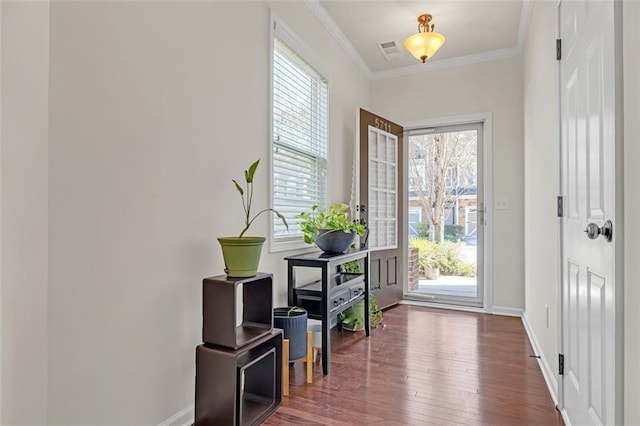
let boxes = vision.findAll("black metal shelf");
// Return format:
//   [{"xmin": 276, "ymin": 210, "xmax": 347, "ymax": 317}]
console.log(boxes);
[
  {"xmin": 294, "ymin": 272, "xmax": 364, "ymax": 295},
  {"xmin": 285, "ymin": 248, "xmax": 370, "ymax": 375}
]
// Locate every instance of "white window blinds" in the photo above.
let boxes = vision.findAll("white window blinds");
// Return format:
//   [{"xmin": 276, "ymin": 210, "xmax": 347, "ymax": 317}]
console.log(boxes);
[{"xmin": 272, "ymin": 31, "xmax": 328, "ymax": 245}]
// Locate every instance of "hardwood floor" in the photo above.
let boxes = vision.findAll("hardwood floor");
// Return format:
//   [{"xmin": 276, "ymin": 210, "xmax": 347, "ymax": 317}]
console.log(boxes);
[{"xmin": 264, "ymin": 305, "xmax": 563, "ymax": 426}]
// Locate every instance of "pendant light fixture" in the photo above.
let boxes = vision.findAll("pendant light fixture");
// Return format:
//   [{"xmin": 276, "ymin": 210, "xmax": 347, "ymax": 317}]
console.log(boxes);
[{"xmin": 404, "ymin": 13, "xmax": 445, "ymax": 63}]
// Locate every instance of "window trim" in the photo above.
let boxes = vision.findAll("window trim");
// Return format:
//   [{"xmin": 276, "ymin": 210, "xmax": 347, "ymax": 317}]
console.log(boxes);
[{"xmin": 269, "ymin": 12, "xmax": 331, "ymax": 253}]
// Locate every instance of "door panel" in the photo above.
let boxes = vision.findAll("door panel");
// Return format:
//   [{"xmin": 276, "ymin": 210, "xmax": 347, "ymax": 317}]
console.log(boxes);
[
  {"xmin": 359, "ymin": 109, "xmax": 403, "ymax": 309},
  {"xmin": 586, "ymin": 35, "xmax": 605, "ymax": 221},
  {"xmin": 588, "ymin": 270, "xmax": 605, "ymax": 420},
  {"xmin": 566, "ymin": 260, "xmax": 580, "ymax": 389},
  {"xmin": 560, "ymin": 0, "xmax": 618, "ymax": 424},
  {"xmin": 387, "ymin": 258, "xmax": 397, "ymax": 285}
]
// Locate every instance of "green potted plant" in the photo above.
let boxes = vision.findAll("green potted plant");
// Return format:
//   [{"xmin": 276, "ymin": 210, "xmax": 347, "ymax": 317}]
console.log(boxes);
[
  {"xmin": 339, "ymin": 294, "xmax": 383, "ymax": 331},
  {"xmin": 218, "ymin": 159, "xmax": 288, "ymax": 277},
  {"xmin": 296, "ymin": 203, "xmax": 366, "ymax": 254},
  {"xmin": 409, "ymin": 237, "xmax": 441, "ymax": 280}
]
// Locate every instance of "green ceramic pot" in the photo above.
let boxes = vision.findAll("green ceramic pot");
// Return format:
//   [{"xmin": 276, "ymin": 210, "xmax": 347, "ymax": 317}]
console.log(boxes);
[{"xmin": 217, "ymin": 236, "xmax": 266, "ymax": 277}]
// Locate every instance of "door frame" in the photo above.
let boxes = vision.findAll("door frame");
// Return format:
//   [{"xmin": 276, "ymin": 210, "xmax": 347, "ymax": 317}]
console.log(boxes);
[
  {"xmin": 556, "ymin": 0, "xmax": 625, "ymax": 423},
  {"xmin": 402, "ymin": 112, "xmax": 494, "ymax": 311}
]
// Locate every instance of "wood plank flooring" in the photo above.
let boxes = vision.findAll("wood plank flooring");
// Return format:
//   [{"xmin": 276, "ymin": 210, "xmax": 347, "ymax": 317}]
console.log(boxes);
[{"xmin": 264, "ymin": 304, "xmax": 563, "ymax": 426}]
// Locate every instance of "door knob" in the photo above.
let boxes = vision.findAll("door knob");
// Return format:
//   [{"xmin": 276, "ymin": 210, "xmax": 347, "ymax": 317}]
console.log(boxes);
[{"xmin": 584, "ymin": 220, "xmax": 613, "ymax": 242}]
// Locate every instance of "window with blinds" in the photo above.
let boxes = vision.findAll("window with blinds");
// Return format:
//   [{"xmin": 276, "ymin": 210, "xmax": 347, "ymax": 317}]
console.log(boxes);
[{"xmin": 271, "ymin": 24, "xmax": 328, "ymax": 248}]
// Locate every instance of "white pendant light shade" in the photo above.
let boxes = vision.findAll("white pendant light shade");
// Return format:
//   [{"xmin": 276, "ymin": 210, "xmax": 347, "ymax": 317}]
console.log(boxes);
[{"xmin": 404, "ymin": 32, "xmax": 445, "ymax": 63}]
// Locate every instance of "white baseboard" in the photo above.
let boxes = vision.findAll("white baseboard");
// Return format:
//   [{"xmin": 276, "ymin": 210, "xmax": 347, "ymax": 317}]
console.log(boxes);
[
  {"xmin": 489, "ymin": 305, "xmax": 523, "ymax": 317},
  {"xmin": 521, "ymin": 312, "xmax": 559, "ymax": 405},
  {"xmin": 159, "ymin": 404, "xmax": 194, "ymax": 426},
  {"xmin": 400, "ymin": 299, "xmax": 487, "ymax": 313},
  {"xmin": 401, "ymin": 300, "xmax": 524, "ymax": 318}
]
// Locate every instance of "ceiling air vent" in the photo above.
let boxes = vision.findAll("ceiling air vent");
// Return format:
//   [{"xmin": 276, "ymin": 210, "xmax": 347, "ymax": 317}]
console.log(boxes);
[{"xmin": 378, "ymin": 41, "xmax": 402, "ymax": 61}]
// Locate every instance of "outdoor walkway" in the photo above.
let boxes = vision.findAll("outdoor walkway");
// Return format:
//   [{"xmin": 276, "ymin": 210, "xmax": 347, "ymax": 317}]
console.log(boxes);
[{"xmin": 416, "ymin": 275, "xmax": 477, "ymax": 298}]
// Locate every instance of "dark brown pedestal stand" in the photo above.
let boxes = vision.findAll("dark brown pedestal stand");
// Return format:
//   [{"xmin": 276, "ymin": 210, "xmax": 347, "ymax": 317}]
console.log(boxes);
[{"xmin": 195, "ymin": 273, "xmax": 282, "ymax": 426}]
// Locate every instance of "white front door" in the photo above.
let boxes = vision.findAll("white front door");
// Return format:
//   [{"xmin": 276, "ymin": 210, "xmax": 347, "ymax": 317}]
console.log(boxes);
[{"xmin": 559, "ymin": 1, "xmax": 621, "ymax": 424}]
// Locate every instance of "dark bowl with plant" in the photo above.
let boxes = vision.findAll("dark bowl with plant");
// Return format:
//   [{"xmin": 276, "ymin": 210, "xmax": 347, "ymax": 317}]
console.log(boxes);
[{"xmin": 296, "ymin": 203, "xmax": 366, "ymax": 254}]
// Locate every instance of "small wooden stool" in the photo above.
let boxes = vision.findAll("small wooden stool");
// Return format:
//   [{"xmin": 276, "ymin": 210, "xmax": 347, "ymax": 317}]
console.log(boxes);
[{"xmin": 282, "ymin": 331, "xmax": 313, "ymax": 396}]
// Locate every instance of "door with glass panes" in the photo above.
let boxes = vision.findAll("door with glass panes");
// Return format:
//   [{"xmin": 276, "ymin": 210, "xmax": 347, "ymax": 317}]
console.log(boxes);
[
  {"xmin": 406, "ymin": 122, "xmax": 484, "ymax": 308},
  {"xmin": 358, "ymin": 109, "xmax": 404, "ymax": 309}
]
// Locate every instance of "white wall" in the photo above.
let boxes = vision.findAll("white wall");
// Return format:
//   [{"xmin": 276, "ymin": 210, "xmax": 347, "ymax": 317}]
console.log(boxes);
[
  {"xmin": 370, "ymin": 56, "xmax": 525, "ymax": 310},
  {"xmin": 0, "ymin": 1, "xmax": 50, "ymax": 424},
  {"xmin": 623, "ymin": 1, "xmax": 640, "ymax": 423},
  {"xmin": 522, "ymin": 0, "xmax": 559, "ymax": 386},
  {"xmin": 47, "ymin": 1, "xmax": 367, "ymax": 423}
]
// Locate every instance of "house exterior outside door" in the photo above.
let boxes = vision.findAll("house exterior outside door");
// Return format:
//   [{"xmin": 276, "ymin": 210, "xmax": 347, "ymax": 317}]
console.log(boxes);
[{"xmin": 559, "ymin": 0, "xmax": 622, "ymax": 424}]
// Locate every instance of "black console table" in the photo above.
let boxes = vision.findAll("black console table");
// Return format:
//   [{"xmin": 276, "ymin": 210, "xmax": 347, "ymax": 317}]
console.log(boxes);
[{"xmin": 285, "ymin": 248, "xmax": 370, "ymax": 375}]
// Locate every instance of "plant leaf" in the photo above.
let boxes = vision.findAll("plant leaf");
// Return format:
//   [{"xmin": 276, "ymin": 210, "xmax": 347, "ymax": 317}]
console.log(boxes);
[
  {"xmin": 275, "ymin": 211, "xmax": 289, "ymax": 230},
  {"xmin": 246, "ymin": 159, "xmax": 260, "ymax": 183},
  {"xmin": 232, "ymin": 179, "xmax": 244, "ymax": 195}
]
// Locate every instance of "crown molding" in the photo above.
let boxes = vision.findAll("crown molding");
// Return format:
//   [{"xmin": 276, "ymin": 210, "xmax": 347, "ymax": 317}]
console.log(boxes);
[
  {"xmin": 516, "ymin": 0, "xmax": 534, "ymax": 50},
  {"xmin": 370, "ymin": 47, "xmax": 521, "ymax": 80},
  {"xmin": 304, "ymin": 0, "xmax": 534, "ymax": 82},
  {"xmin": 303, "ymin": 0, "xmax": 373, "ymax": 79}
]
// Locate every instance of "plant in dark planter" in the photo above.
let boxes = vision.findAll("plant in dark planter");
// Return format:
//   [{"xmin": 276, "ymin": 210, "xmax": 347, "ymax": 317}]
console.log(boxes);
[
  {"xmin": 273, "ymin": 307, "xmax": 308, "ymax": 360},
  {"xmin": 297, "ymin": 204, "xmax": 366, "ymax": 254},
  {"xmin": 218, "ymin": 159, "xmax": 288, "ymax": 277},
  {"xmin": 339, "ymin": 294, "xmax": 383, "ymax": 331},
  {"xmin": 339, "ymin": 260, "xmax": 383, "ymax": 331}
]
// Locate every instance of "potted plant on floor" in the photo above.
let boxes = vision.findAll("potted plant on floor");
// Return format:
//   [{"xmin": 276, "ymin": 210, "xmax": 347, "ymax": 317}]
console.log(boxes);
[
  {"xmin": 340, "ymin": 258, "xmax": 383, "ymax": 331},
  {"xmin": 218, "ymin": 159, "xmax": 288, "ymax": 277},
  {"xmin": 409, "ymin": 237, "xmax": 441, "ymax": 280},
  {"xmin": 297, "ymin": 204, "xmax": 366, "ymax": 254},
  {"xmin": 273, "ymin": 306, "xmax": 308, "ymax": 360},
  {"xmin": 339, "ymin": 294, "xmax": 383, "ymax": 331}
]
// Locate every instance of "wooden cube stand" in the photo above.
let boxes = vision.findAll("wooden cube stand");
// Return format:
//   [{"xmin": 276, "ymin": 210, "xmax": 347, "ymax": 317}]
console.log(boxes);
[{"xmin": 196, "ymin": 273, "xmax": 282, "ymax": 425}]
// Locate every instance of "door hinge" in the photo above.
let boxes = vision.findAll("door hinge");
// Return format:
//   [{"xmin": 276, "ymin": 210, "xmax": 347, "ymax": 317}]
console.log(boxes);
[
  {"xmin": 559, "ymin": 353, "xmax": 565, "ymax": 375},
  {"xmin": 556, "ymin": 39, "xmax": 562, "ymax": 60},
  {"xmin": 557, "ymin": 196, "xmax": 564, "ymax": 217}
]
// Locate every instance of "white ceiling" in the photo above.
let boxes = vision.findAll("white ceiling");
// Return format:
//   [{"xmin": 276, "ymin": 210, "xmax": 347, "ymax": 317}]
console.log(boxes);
[{"xmin": 305, "ymin": 0, "xmax": 532, "ymax": 80}]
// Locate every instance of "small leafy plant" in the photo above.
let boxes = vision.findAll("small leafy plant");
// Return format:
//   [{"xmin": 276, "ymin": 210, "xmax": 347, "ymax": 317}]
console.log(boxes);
[
  {"xmin": 339, "ymin": 294, "xmax": 383, "ymax": 331},
  {"xmin": 285, "ymin": 306, "xmax": 306, "ymax": 317},
  {"xmin": 342, "ymin": 259, "xmax": 363, "ymax": 274},
  {"xmin": 296, "ymin": 203, "xmax": 365, "ymax": 244},
  {"xmin": 369, "ymin": 294, "xmax": 383, "ymax": 328},
  {"xmin": 233, "ymin": 159, "xmax": 288, "ymax": 238},
  {"xmin": 408, "ymin": 237, "xmax": 476, "ymax": 277}
]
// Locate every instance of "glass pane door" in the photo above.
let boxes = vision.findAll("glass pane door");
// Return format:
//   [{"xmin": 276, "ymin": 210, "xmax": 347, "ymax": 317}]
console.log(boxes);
[
  {"xmin": 406, "ymin": 122, "xmax": 484, "ymax": 307},
  {"xmin": 368, "ymin": 126, "xmax": 398, "ymax": 251}
]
